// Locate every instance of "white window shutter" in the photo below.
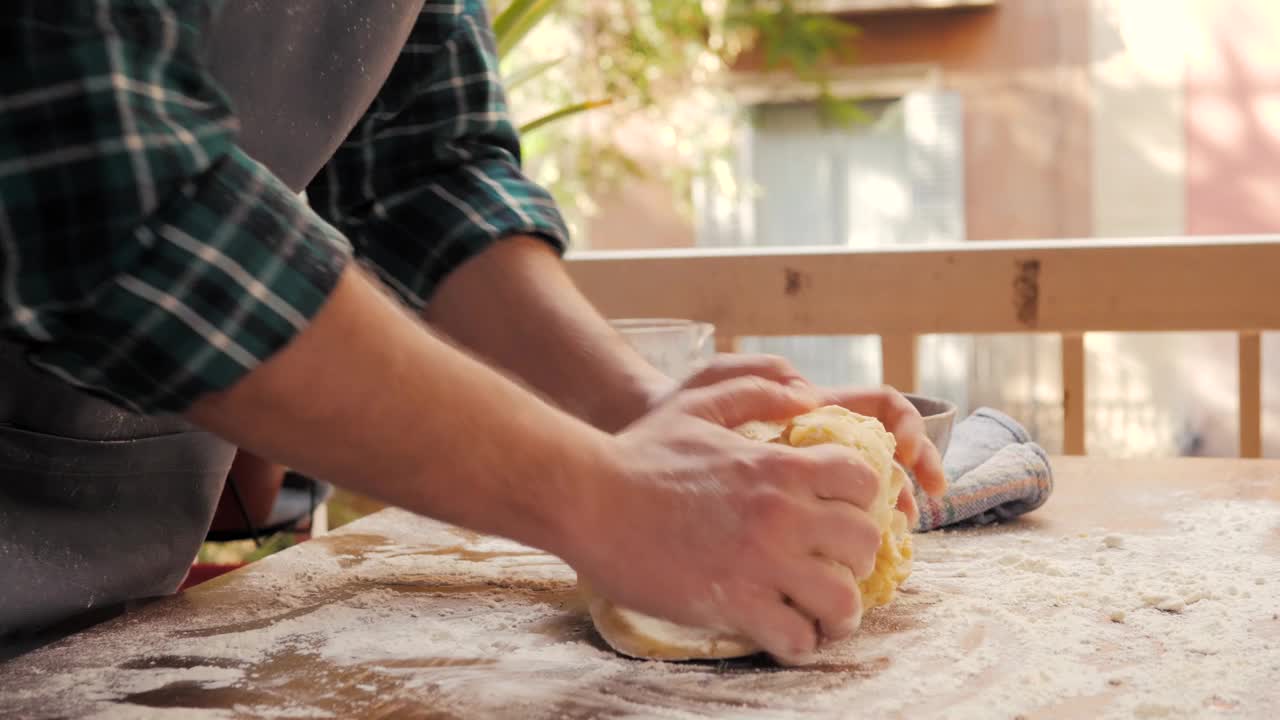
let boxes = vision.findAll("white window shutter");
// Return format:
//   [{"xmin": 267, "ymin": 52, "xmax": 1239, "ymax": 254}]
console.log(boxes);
[
  {"xmin": 902, "ymin": 90, "xmax": 966, "ymax": 244},
  {"xmin": 749, "ymin": 103, "xmax": 844, "ymax": 247},
  {"xmin": 698, "ymin": 92, "xmax": 971, "ymax": 392}
]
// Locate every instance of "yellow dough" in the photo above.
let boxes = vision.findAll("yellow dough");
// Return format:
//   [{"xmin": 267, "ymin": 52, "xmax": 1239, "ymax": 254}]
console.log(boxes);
[{"xmin": 583, "ymin": 405, "xmax": 914, "ymax": 661}]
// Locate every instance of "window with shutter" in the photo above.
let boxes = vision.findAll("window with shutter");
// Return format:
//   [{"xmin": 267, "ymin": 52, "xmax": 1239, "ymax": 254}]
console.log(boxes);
[{"xmin": 694, "ymin": 90, "xmax": 970, "ymax": 400}]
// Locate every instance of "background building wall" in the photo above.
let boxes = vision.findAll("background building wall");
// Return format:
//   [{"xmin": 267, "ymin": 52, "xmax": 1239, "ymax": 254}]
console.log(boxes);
[{"xmin": 579, "ymin": 0, "xmax": 1280, "ymax": 457}]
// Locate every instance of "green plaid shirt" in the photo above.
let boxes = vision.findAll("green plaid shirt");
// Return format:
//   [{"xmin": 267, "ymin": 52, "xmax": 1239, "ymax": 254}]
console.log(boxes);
[{"xmin": 0, "ymin": 0, "xmax": 568, "ymax": 413}]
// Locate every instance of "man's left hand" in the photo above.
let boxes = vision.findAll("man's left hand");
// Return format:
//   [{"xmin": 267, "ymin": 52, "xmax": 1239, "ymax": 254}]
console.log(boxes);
[{"xmin": 645, "ymin": 354, "xmax": 947, "ymax": 525}]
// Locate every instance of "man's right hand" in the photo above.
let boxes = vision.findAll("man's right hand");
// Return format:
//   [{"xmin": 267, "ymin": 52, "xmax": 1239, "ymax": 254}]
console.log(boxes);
[{"xmin": 562, "ymin": 378, "xmax": 886, "ymax": 665}]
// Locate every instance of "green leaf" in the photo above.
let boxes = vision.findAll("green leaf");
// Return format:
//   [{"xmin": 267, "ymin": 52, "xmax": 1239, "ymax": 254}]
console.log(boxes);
[
  {"xmin": 816, "ymin": 91, "xmax": 870, "ymax": 128},
  {"xmin": 519, "ymin": 98, "xmax": 613, "ymax": 135},
  {"xmin": 492, "ymin": 0, "xmax": 540, "ymax": 44},
  {"xmin": 245, "ymin": 533, "xmax": 297, "ymax": 563},
  {"xmin": 505, "ymin": 55, "xmax": 566, "ymax": 91},
  {"xmin": 495, "ymin": 0, "xmax": 561, "ymax": 60},
  {"xmin": 495, "ymin": 0, "xmax": 870, "ymax": 225}
]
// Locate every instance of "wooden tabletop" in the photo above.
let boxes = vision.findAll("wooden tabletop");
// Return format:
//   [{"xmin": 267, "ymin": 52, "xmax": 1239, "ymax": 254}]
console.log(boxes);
[{"xmin": 3, "ymin": 457, "xmax": 1279, "ymax": 719}]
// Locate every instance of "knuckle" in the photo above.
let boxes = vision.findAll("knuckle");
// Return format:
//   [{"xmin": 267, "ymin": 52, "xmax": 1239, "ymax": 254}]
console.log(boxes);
[
  {"xmin": 817, "ymin": 450, "xmax": 876, "ymax": 492},
  {"xmin": 805, "ymin": 443, "xmax": 844, "ymax": 462},
  {"xmin": 737, "ymin": 374, "xmax": 776, "ymax": 396},
  {"xmin": 851, "ymin": 459, "xmax": 882, "ymax": 492},
  {"xmin": 747, "ymin": 488, "xmax": 793, "ymax": 528},
  {"xmin": 879, "ymin": 390, "xmax": 918, "ymax": 422},
  {"xmin": 708, "ymin": 396, "xmax": 743, "ymax": 426},
  {"xmin": 814, "ymin": 446, "xmax": 860, "ymax": 473},
  {"xmin": 898, "ymin": 402, "xmax": 925, "ymax": 427},
  {"xmin": 836, "ymin": 517, "xmax": 881, "ymax": 577},
  {"xmin": 676, "ymin": 386, "xmax": 713, "ymax": 412},
  {"xmin": 728, "ymin": 452, "xmax": 761, "ymax": 479},
  {"xmin": 900, "ymin": 397, "xmax": 924, "ymax": 419},
  {"xmin": 883, "ymin": 386, "xmax": 910, "ymax": 405},
  {"xmin": 760, "ymin": 449, "xmax": 813, "ymax": 480},
  {"xmin": 861, "ymin": 516, "xmax": 885, "ymax": 547},
  {"xmin": 845, "ymin": 550, "xmax": 873, "ymax": 580},
  {"xmin": 836, "ymin": 597, "xmax": 861, "ymax": 632},
  {"xmin": 826, "ymin": 577, "xmax": 859, "ymax": 620}
]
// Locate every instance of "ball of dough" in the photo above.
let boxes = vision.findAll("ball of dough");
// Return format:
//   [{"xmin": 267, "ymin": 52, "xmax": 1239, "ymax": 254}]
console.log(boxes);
[{"xmin": 583, "ymin": 405, "xmax": 914, "ymax": 661}]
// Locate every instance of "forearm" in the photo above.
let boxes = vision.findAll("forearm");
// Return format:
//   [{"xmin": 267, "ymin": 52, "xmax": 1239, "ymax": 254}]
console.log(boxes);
[
  {"xmin": 187, "ymin": 265, "xmax": 605, "ymax": 556},
  {"xmin": 424, "ymin": 236, "xmax": 672, "ymax": 432}
]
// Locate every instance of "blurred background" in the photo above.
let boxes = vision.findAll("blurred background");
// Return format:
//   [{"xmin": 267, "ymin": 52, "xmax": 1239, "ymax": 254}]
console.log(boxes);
[
  {"xmin": 504, "ymin": 0, "xmax": 1280, "ymax": 460},
  {"xmin": 211, "ymin": 0, "xmax": 1280, "ymax": 558}
]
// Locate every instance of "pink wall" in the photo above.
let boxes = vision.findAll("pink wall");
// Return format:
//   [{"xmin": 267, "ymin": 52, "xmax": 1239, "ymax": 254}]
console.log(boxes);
[{"xmin": 1186, "ymin": 3, "xmax": 1280, "ymax": 234}]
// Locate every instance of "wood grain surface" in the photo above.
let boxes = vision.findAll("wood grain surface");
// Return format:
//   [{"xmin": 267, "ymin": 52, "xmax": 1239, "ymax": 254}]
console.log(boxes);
[{"xmin": 2, "ymin": 457, "xmax": 1278, "ymax": 719}]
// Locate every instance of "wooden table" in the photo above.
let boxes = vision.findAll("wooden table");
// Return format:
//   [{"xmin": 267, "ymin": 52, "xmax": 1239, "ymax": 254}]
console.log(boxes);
[{"xmin": 3, "ymin": 458, "xmax": 1279, "ymax": 719}]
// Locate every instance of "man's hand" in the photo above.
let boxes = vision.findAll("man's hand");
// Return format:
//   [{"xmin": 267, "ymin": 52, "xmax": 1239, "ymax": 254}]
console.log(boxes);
[
  {"xmin": 649, "ymin": 354, "xmax": 948, "ymax": 525},
  {"xmin": 424, "ymin": 236, "xmax": 946, "ymax": 517},
  {"xmin": 567, "ymin": 377, "xmax": 886, "ymax": 665}
]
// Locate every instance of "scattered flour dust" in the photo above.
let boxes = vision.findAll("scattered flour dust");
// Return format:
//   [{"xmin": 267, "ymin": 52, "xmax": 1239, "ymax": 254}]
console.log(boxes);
[{"xmin": 2, "ymin": 501, "xmax": 1278, "ymax": 719}]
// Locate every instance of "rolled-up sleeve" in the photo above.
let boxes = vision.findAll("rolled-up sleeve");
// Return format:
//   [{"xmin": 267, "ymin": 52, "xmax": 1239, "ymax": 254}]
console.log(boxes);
[
  {"xmin": 307, "ymin": 0, "xmax": 569, "ymax": 309},
  {"xmin": 0, "ymin": 2, "xmax": 351, "ymax": 413}
]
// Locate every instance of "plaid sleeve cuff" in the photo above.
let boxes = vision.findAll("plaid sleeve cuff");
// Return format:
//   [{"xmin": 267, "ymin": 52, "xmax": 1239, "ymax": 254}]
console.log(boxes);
[
  {"xmin": 344, "ymin": 156, "xmax": 568, "ymax": 308},
  {"xmin": 29, "ymin": 148, "xmax": 352, "ymax": 413},
  {"xmin": 307, "ymin": 0, "xmax": 569, "ymax": 309}
]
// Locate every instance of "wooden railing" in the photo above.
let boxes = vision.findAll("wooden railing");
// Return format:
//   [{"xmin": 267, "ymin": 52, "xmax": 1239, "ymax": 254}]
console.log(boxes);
[{"xmin": 566, "ymin": 236, "xmax": 1280, "ymax": 457}]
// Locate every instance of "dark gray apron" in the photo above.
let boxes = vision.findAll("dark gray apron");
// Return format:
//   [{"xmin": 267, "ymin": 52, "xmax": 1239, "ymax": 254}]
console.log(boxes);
[{"xmin": 0, "ymin": 0, "xmax": 425, "ymax": 643}]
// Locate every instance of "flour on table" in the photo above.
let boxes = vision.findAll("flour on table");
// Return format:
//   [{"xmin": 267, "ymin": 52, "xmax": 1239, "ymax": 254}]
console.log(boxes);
[{"xmin": 2, "ymin": 498, "xmax": 1279, "ymax": 719}]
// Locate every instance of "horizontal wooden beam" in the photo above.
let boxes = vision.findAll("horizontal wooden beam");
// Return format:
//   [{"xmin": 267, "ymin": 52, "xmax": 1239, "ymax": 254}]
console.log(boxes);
[
  {"xmin": 802, "ymin": 0, "xmax": 997, "ymax": 14},
  {"xmin": 567, "ymin": 237, "xmax": 1280, "ymax": 337}
]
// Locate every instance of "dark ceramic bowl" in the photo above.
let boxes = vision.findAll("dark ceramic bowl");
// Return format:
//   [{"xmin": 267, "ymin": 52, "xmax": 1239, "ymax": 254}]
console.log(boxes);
[{"xmin": 903, "ymin": 393, "xmax": 958, "ymax": 458}]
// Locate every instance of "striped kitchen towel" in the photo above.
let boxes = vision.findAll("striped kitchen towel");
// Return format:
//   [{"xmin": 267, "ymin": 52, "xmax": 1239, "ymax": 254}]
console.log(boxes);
[{"xmin": 913, "ymin": 407, "xmax": 1054, "ymax": 532}]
